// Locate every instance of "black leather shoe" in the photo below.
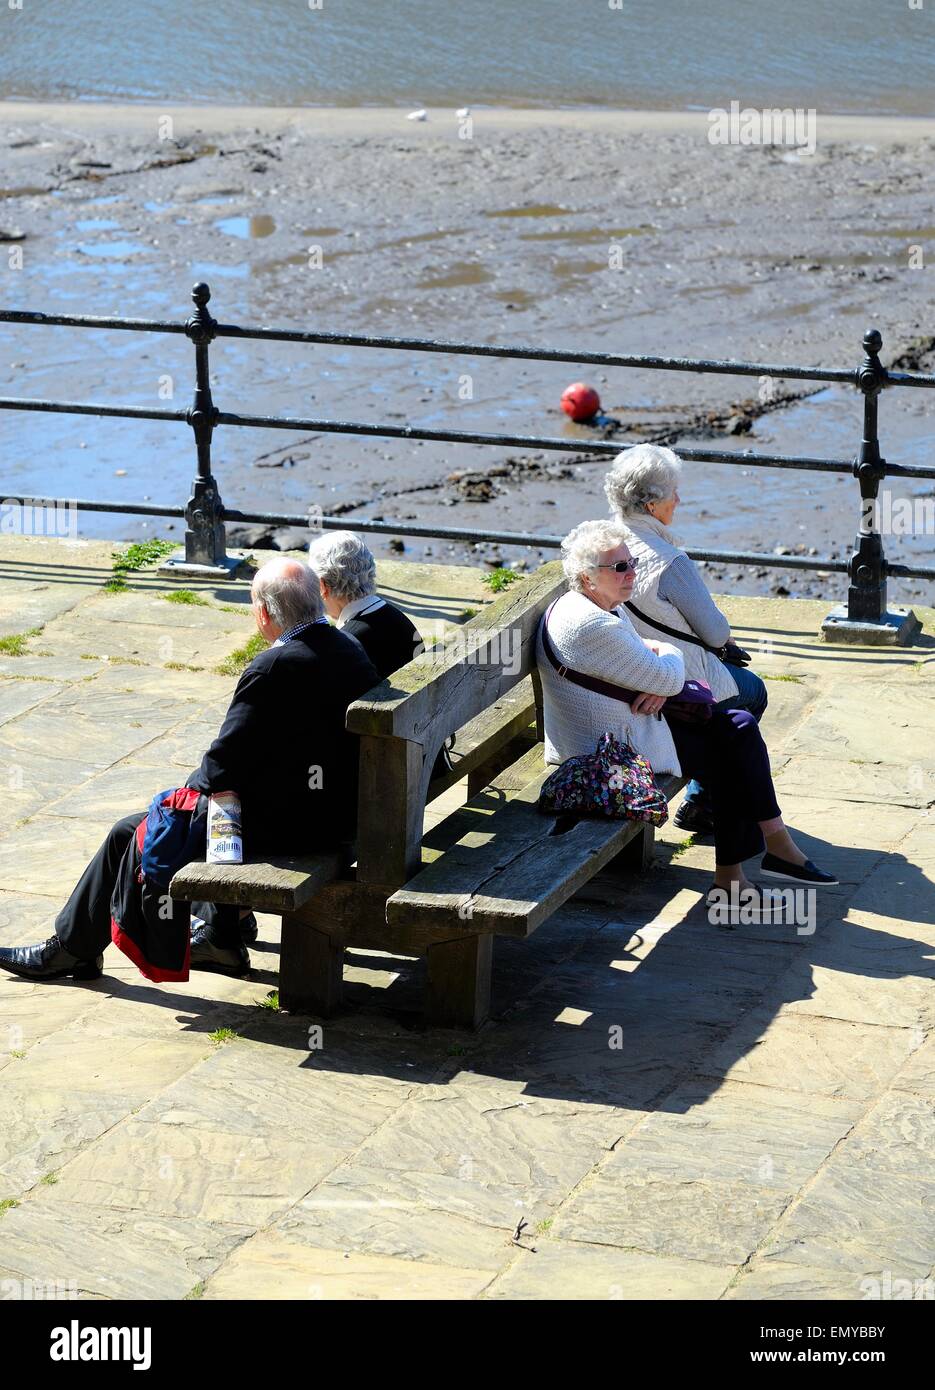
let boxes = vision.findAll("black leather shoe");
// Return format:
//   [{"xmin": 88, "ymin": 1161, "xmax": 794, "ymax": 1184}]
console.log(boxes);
[
  {"xmin": 239, "ymin": 913, "xmax": 258, "ymax": 945},
  {"xmin": 673, "ymin": 800, "xmax": 715, "ymax": 835},
  {"xmin": 190, "ymin": 925, "xmax": 250, "ymax": 977},
  {"xmin": 0, "ymin": 935, "xmax": 103, "ymax": 981},
  {"xmin": 760, "ymin": 853, "xmax": 838, "ymax": 886}
]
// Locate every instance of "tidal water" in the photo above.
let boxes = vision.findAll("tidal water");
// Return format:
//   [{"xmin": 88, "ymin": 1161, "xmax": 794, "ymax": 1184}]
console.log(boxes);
[{"xmin": 1, "ymin": 0, "xmax": 933, "ymax": 116}]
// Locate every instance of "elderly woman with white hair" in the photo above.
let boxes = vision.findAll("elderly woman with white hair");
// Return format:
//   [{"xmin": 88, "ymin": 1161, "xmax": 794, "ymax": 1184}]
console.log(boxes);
[
  {"xmin": 537, "ymin": 519, "xmax": 836, "ymax": 900},
  {"xmin": 604, "ymin": 442, "xmax": 768, "ymax": 836},
  {"xmin": 307, "ymin": 529, "xmax": 423, "ymax": 680}
]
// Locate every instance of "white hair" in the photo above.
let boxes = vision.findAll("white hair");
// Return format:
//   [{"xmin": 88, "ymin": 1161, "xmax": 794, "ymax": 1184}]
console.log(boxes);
[
  {"xmin": 604, "ymin": 444, "xmax": 682, "ymax": 521},
  {"xmin": 251, "ymin": 556, "xmax": 323, "ymax": 628},
  {"xmin": 306, "ymin": 529, "xmax": 376, "ymax": 603},
  {"xmin": 561, "ymin": 519, "xmax": 629, "ymax": 594}
]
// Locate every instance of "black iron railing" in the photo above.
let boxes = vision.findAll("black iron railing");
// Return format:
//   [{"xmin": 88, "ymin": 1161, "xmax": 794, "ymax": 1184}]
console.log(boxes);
[{"xmin": 1, "ymin": 283, "xmax": 934, "ymax": 626}]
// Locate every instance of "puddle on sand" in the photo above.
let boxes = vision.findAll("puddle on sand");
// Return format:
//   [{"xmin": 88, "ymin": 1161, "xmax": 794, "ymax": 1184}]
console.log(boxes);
[
  {"xmin": 493, "ymin": 288, "xmax": 538, "ymax": 308},
  {"xmin": 73, "ymin": 218, "xmax": 122, "ymax": 232},
  {"xmin": 520, "ymin": 226, "xmax": 654, "ymax": 243},
  {"xmin": 847, "ymin": 227, "xmax": 935, "ymax": 239},
  {"xmin": 189, "ymin": 260, "xmax": 249, "ymax": 279},
  {"xmin": 377, "ymin": 228, "xmax": 460, "ymax": 248},
  {"xmin": 215, "ymin": 213, "xmax": 276, "ymax": 239},
  {"xmin": 75, "ymin": 239, "xmax": 147, "ymax": 258},
  {"xmin": 143, "ymin": 200, "xmax": 173, "ymax": 213},
  {"xmin": 485, "ymin": 204, "xmax": 578, "ymax": 218},
  {"xmin": 416, "ymin": 263, "xmax": 494, "ymax": 289},
  {"xmin": 0, "ymin": 186, "xmax": 48, "ymax": 198},
  {"xmin": 678, "ymin": 283, "xmax": 754, "ymax": 299},
  {"xmin": 255, "ymin": 246, "xmax": 355, "ymax": 273},
  {"xmin": 550, "ymin": 258, "xmax": 610, "ymax": 278}
]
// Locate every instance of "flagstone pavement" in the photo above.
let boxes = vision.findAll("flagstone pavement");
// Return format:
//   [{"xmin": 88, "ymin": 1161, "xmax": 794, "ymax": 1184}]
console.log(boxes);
[{"xmin": 0, "ymin": 535, "xmax": 932, "ymax": 1301}]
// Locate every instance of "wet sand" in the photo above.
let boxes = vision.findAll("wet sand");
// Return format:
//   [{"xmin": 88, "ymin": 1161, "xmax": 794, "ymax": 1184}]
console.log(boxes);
[{"xmin": 1, "ymin": 102, "xmax": 934, "ymax": 605}]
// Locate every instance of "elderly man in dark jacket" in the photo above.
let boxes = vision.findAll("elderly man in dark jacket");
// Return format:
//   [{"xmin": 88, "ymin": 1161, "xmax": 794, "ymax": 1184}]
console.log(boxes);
[{"xmin": 0, "ymin": 557, "xmax": 378, "ymax": 982}]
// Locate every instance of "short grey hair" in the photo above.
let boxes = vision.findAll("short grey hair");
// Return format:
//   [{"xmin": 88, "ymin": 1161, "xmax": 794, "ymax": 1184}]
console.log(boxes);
[
  {"xmin": 604, "ymin": 444, "xmax": 682, "ymax": 520},
  {"xmin": 306, "ymin": 529, "xmax": 376, "ymax": 603},
  {"xmin": 252, "ymin": 556, "xmax": 323, "ymax": 629},
  {"xmin": 561, "ymin": 519, "xmax": 629, "ymax": 594}
]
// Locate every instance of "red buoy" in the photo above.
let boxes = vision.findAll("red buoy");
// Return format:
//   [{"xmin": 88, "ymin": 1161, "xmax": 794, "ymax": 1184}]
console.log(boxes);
[{"xmin": 561, "ymin": 382, "xmax": 601, "ymax": 422}]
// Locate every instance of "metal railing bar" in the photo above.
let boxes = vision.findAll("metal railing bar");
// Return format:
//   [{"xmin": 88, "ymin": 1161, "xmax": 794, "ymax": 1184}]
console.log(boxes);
[
  {"xmin": 4, "ymin": 309, "xmax": 935, "ymax": 389},
  {"xmin": 0, "ymin": 396, "xmax": 188, "ymax": 423},
  {"xmin": 4, "ymin": 495, "xmax": 934, "ymax": 581},
  {"xmin": 2, "ymin": 394, "xmax": 934, "ymax": 479}
]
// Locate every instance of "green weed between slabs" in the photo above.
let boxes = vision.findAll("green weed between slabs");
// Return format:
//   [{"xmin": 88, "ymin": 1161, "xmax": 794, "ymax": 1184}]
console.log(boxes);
[
  {"xmin": 215, "ymin": 631, "xmax": 266, "ymax": 677},
  {"xmin": 669, "ymin": 835, "xmax": 697, "ymax": 860},
  {"xmin": 162, "ymin": 589, "xmax": 208, "ymax": 606},
  {"xmin": 0, "ymin": 627, "xmax": 43, "ymax": 656},
  {"xmin": 39, "ymin": 1172, "xmax": 59, "ymax": 1186},
  {"xmin": 208, "ymin": 1027, "xmax": 239, "ymax": 1046},
  {"xmin": 762, "ymin": 673, "xmax": 804, "ymax": 684},
  {"xmin": 104, "ymin": 538, "xmax": 177, "ymax": 593},
  {"xmin": 481, "ymin": 568, "xmax": 520, "ymax": 594},
  {"xmin": 0, "ymin": 1198, "xmax": 19, "ymax": 1216},
  {"xmin": 257, "ymin": 990, "xmax": 280, "ymax": 1012},
  {"xmin": 183, "ymin": 1283, "xmax": 205, "ymax": 1301}
]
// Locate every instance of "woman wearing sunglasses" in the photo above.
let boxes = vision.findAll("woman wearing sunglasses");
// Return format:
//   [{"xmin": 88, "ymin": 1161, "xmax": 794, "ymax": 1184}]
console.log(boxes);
[
  {"xmin": 604, "ymin": 442, "xmax": 769, "ymax": 837},
  {"xmin": 536, "ymin": 519, "xmax": 836, "ymax": 907}
]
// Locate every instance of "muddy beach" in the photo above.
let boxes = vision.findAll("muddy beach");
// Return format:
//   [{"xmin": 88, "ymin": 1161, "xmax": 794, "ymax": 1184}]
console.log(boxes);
[{"xmin": 1, "ymin": 103, "xmax": 933, "ymax": 605}]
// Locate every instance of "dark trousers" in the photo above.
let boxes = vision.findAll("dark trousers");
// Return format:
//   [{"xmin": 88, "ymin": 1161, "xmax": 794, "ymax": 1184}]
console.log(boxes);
[
  {"xmin": 666, "ymin": 708, "xmax": 781, "ymax": 866},
  {"xmin": 55, "ymin": 810, "xmax": 240, "ymax": 961}
]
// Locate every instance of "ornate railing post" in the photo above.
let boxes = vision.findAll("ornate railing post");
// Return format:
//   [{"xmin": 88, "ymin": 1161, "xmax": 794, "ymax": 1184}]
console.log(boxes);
[
  {"xmin": 822, "ymin": 328, "xmax": 919, "ymax": 644},
  {"xmin": 848, "ymin": 328, "xmax": 888, "ymax": 623},
  {"xmin": 163, "ymin": 282, "xmax": 238, "ymax": 576}
]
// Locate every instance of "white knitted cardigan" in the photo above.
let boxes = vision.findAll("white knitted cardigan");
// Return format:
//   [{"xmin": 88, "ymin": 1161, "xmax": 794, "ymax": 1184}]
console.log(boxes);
[{"xmin": 536, "ymin": 589, "xmax": 686, "ymax": 776}]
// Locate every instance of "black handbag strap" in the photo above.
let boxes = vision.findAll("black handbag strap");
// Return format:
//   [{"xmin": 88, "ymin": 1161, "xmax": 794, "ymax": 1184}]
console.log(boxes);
[
  {"xmin": 623, "ymin": 598, "xmax": 724, "ymax": 656},
  {"xmin": 540, "ymin": 602, "xmax": 638, "ymax": 706}
]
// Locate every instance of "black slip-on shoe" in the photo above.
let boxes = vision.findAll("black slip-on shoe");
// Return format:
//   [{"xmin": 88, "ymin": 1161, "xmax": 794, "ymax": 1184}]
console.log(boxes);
[
  {"xmin": 189, "ymin": 925, "xmax": 250, "ymax": 977},
  {"xmin": 673, "ymin": 801, "xmax": 715, "ymax": 835},
  {"xmin": 0, "ymin": 935, "xmax": 103, "ymax": 981},
  {"xmin": 760, "ymin": 853, "xmax": 838, "ymax": 886},
  {"xmin": 239, "ymin": 913, "xmax": 258, "ymax": 946}
]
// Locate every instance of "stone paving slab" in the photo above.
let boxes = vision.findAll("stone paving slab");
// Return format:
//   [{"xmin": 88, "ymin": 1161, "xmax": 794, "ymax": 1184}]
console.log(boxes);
[
  {"xmin": 40, "ymin": 1118, "xmax": 351, "ymax": 1227},
  {"xmin": 758, "ymin": 1167, "xmax": 935, "ymax": 1279},
  {"xmin": 487, "ymin": 1242, "xmax": 735, "ymax": 1299},
  {"xmin": 0, "ymin": 1198, "xmax": 251, "ymax": 1299},
  {"xmin": 201, "ymin": 1233, "xmax": 495, "ymax": 1300},
  {"xmin": 275, "ymin": 1164, "xmax": 547, "ymax": 1272},
  {"xmin": 702, "ymin": 1008, "xmax": 921, "ymax": 1102},
  {"xmin": 723, "ymin": 1260, "xmax": 876, "ymax": 1301},
  {"xmin": 554, "ymin": 1161, "xmax": 791, "ymax": 1266},
  {"xmin": 0, "ymin": 544, "xmax": 930, "ymax": 1300}
]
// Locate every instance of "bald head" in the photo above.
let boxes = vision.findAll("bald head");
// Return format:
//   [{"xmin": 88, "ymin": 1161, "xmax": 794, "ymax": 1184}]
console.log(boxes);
[{"xmin": 251, "ymin": 556, "xmax": 323, "ymax": 640}]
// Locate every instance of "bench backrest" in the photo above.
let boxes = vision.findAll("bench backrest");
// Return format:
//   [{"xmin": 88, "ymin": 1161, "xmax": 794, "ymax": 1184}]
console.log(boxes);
[{"xmin": 347, "ymin": 560, "xmax": 566, "ymax": 886}]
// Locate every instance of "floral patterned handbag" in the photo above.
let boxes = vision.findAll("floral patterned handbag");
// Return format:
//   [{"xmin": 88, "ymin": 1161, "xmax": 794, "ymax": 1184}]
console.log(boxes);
[{"xmin": 538, "ymin": 731, "xmax": 669, "ymax": 826}]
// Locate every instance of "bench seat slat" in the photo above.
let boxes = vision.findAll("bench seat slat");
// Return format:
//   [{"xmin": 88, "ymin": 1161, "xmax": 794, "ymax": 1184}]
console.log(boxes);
[
  {"xmin": 388, "ymin": 770, "xmax": 684, "ymax": 938},
  {"xmin": 169, "ymin": 851, "xmax": 344, "ymax": 913}
]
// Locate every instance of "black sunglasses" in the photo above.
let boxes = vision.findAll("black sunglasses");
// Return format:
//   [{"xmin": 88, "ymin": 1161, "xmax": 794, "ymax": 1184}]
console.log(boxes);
[{"xmin": 595, "ymin": 558, "xmax": 639, "ymax": 574}]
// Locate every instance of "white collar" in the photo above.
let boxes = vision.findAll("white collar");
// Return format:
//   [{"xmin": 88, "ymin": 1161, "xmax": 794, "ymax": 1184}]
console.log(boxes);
[{"xmin": 335, "ymin": 594, "xmax": 385, "ymax": 629}]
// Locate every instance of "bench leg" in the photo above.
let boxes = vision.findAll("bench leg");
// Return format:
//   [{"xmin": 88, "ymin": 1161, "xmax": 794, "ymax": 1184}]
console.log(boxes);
[
  {"xmin": 280, "ymin": 912, "xmax": 345, "ymax": 1017},
  {"xmin": 609, "ymin": 822, "xmax": 656, "ymax": 873},
  {"xmin": 425, "ymin": 933, "xmax": 493, "ymax": 1029}
]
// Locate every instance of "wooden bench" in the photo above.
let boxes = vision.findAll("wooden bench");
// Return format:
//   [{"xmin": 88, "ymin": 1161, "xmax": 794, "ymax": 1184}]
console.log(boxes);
[{"xmin": 171, "ymin": 560, "xmax": 685, "ymax": 1026}]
